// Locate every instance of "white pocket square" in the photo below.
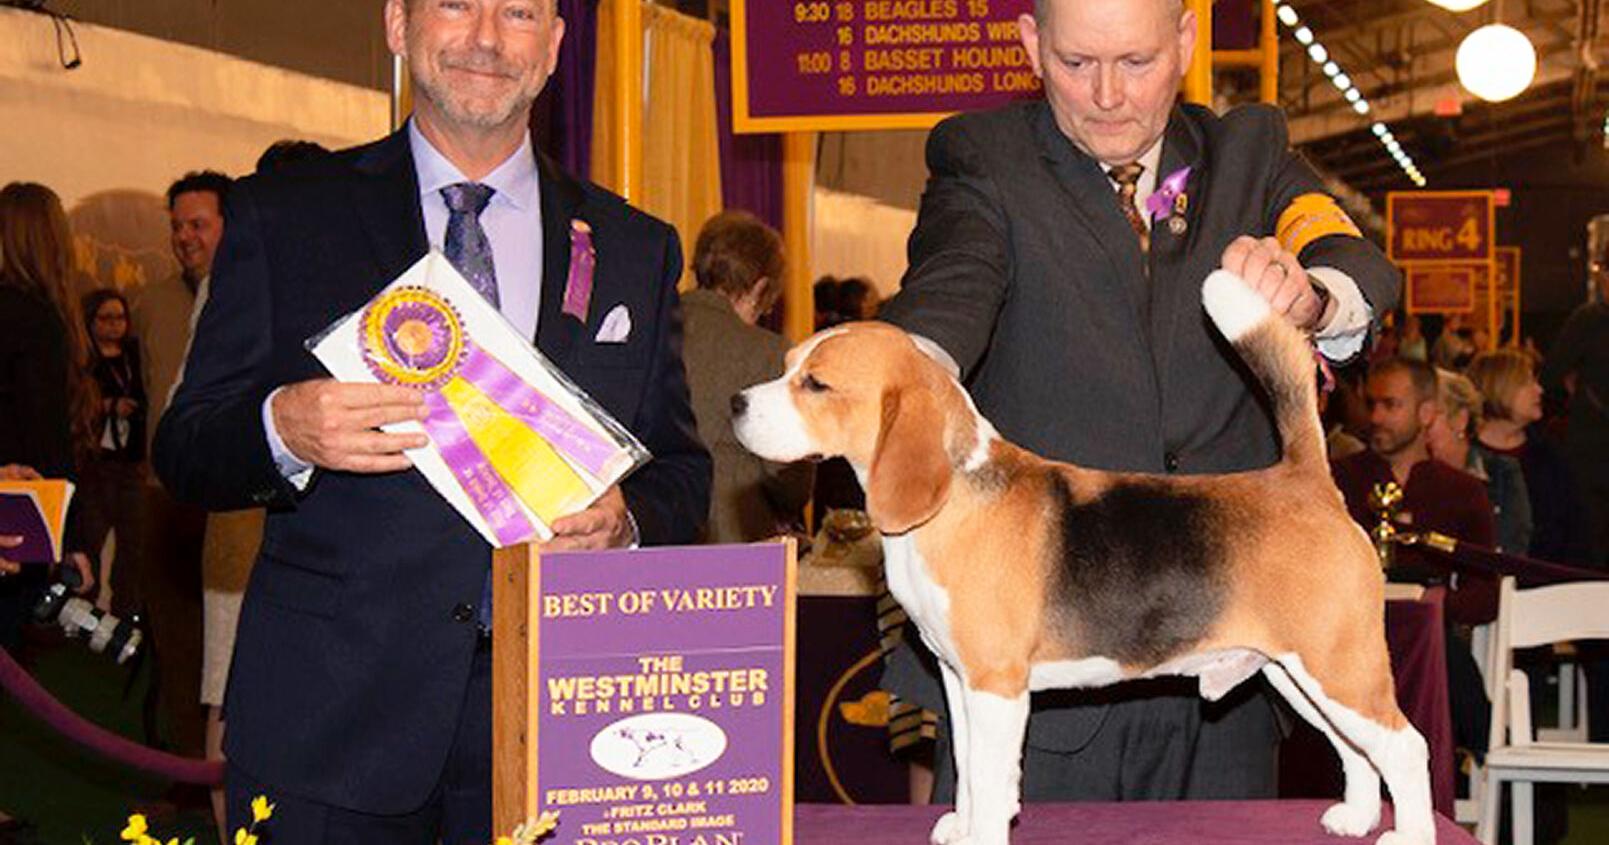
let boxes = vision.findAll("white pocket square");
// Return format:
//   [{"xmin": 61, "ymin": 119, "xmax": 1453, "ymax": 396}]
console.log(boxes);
[{"xmin": 594, "ymin": 304, "xmax": 632, "ymax": 343}]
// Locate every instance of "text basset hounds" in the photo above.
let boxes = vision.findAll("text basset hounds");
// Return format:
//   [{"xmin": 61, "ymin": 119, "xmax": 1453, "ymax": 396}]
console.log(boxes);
[{"xmin": 733, "ymin": 270, "xmax": 1433, "ymax": 845}]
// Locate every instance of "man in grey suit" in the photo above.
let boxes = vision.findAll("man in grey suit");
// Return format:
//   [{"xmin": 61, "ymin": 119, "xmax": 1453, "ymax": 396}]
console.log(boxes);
[
  {"xmin": 880, "ymin": 0, "xmax": 1400, "ymax": 802},
  {"xmin": 682, "ymin": 211, "xmax": 814, "ymax": 544}
]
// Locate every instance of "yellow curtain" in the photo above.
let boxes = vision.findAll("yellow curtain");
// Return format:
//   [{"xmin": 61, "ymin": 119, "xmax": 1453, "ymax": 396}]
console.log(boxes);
[
  {"xmin": 642, "ymin": 3, "xmax": 722, "ymax": 290},
  {"xmin": 591, "ymin": 0, "xmax": 619, "ymax": 193}
]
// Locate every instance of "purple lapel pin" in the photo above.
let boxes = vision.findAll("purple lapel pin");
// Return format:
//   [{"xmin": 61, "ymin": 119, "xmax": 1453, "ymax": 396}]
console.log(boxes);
[{"xmin": 1145, "ymin": 166, "xmax": 1192, "ymax": 230}]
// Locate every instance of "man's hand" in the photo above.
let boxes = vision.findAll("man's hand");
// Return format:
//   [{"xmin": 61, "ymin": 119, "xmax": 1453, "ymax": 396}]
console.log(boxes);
[
  {"xmin": 0, "ymin": 466, "xmax": 41, "ymax": 575},
  {"xmin": 271, "ymin": 379, "xmax": 429, "ymax": 473},
  {"xmin": 543, "ymin": 486, "xmax": 633, "ymax": 552},
  {"xmin": 0, "ymin": 536, "xmax": 21, "ymax": 576},
  {"xmin": 1220, "ymin": 236, "xmax": 1332, "ymax": 332},
  {"xmin": 66, "ymin": 552, "xmax": 94, "ymax": 594}
]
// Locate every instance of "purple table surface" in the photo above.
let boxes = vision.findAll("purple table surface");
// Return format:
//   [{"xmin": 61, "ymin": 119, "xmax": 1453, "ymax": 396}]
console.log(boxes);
[{"xmin": 795, "ymin": 800, "xmax": 1475, "ymax": 844}]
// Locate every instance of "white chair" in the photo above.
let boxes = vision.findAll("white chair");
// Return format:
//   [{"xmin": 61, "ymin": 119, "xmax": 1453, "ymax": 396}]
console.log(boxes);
[{"xmin": 1475, "ymin": 577, "xmax": 1609, "ymax": 845}]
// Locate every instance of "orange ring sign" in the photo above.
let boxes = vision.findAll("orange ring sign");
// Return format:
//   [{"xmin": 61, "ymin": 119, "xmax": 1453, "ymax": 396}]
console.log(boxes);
[{"xmin": 1387, "ymin": 190, "xmax": 1495, "ymax": 263}]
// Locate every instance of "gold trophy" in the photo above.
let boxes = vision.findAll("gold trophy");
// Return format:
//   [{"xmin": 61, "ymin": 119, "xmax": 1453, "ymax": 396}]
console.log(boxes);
[{"xmin": 1368, "ymin": 481, "xmax": 1405, "ymax": 569}]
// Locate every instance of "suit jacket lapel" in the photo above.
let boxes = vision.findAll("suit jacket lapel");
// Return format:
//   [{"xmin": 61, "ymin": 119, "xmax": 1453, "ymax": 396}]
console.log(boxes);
[
  {"xmin": 1032, "ymin": 104, "xmax": 1151, "ymax": 323},
  {"xmin": 351, "ymin": 129, "xmax": 429, "ymax": 298},
  {"xmin": 535, "ymin": 150, "xmax": 586, "ymax": 364},
  {"xmin": 1147, "ymin": 107, "xmax": 1209, "ymax": 380}
]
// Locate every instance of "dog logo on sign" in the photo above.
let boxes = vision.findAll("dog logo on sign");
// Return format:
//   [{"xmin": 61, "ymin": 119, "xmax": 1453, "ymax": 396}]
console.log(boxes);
[{"xmin": 590, "ymin": 713, "xmax": 728, "ymax": 780}]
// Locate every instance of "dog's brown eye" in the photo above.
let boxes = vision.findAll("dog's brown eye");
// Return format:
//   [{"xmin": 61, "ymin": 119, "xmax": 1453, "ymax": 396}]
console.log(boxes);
[{"xmin": 800, "ymin": 373, "xmax": 831, "ymax": 393}]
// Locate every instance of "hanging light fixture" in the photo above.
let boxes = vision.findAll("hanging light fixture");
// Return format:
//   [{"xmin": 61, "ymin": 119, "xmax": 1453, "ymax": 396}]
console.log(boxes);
[
  {"xmin": 1425, "ymin": 0, "xmax": 1493, "ymax": 11},
  {"xmin": 1455, "ymin": 23, "xmax": 1537, "ymax": 102}
]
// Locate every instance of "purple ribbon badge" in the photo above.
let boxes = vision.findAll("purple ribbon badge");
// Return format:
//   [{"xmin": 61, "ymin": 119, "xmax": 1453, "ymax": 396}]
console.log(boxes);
[
  {"xmin": 562, "ymin": 219, "xmax": 596, "ymax": 323},
  {"xmin": 1145, "ymin": 165, "xmax": 1192, "ymax": 223}
]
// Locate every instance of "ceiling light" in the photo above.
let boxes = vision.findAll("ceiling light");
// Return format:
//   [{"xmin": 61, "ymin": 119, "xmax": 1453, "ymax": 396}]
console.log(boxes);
[
  {"xmin": 1308, "ymin": 43, "xmax": 1328, "ymax": 63},
  {"xmin": 1323, "ymin": 61, "xmax": 1340, "ymax": 77},
  {"xmin": 1353, "ymin": 100, "xmax": 1370, "ymax": 114},
  {"xmin": 1425, "ymin": 0, "xmax": 1492, "ymax": 10},
  {"xmin": 1345, "ymin": 88, "xmax": 1362, "ymax": 102},
  {"xmin": 1456, "ymin": 24, "xmax": 1537, "ymax": 102},
  {"xmin": 1277, "ymin": 4, "xmax": 1298, "ymax": 26},
  {"xmin": 1295, "ymin": 26, "xmax": 1313, "ymax": 45},
  {"xmin": 1372, "ymin": 122, "xmax": 1387, "ymax": 136},
  {"xmin": 1334, "ymin": 73, "xmax": 1352, "ymax": 90}
]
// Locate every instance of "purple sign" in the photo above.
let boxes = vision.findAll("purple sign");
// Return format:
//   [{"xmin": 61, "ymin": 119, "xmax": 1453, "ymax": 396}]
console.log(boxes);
[
  {"xmin": 732, "ymin": 0, "xmax": 1039, "ymax": 132},
  {"xmin": 534, "ymin": 544, "xmax": 797, "ymax": 845}
]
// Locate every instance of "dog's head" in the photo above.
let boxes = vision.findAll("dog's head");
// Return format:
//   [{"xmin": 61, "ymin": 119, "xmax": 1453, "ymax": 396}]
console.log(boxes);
[{"xmin": 732, "ymin": 322, "xmax": 990, "ymax": 534}]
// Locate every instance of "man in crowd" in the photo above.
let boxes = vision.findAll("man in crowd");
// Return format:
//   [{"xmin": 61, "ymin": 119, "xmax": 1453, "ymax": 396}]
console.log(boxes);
[
  {"xmin": 681, "ymin": 210, "xmax": 814, "ymax": 543},
  {"xmin": 1330, "ymin": 357, "xmax": 1496, "ymax": 767},
  {"xmin": 879, "ymin": 0, "xmax": 1400, "ymax": 802},
  {"xmin": 154, "ymin": 0, "xmax": 710, "ymax": 840},
  {"xmin": 130, "ymin": 170, "xmax": 233, "ymax": 763}
]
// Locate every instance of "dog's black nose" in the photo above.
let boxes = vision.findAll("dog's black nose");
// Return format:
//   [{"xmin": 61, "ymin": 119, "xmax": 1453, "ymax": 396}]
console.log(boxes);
[{"xmin": 730, "ymin": 391, "xmax": 748, "ymax": 417}]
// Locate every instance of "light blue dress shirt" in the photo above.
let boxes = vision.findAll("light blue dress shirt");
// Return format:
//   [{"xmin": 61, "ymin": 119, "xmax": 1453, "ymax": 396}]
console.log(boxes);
[{"xmin": 265, "ymin": 122, "xmax": 546, "ymax": 481}]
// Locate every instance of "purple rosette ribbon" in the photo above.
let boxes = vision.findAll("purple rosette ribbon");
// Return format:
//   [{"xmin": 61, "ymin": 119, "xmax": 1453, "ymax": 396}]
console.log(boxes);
[
  {"xmin": 361, "ymin": 285, "xmax": 620, "ymax": 545},
  {"xmin": 1145, "ymin": 165, "xmax": 1192, "ymax": 222}
]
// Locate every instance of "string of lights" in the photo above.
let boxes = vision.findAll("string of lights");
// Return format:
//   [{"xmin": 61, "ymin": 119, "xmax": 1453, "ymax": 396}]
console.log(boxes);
[{"xmin": 1273, "ymin": 2, "xmax": 1425, "ymax": 187}]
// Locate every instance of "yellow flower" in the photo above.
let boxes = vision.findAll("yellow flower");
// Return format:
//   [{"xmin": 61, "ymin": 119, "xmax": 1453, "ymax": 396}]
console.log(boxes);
[
  {"xmin": 251, "ymin": 795, "xmax": 276, "ymax": 824},
  {"xmin": 496, "ymin": 838, "xmax": 515, "ymax": 845},
  {"xmin": 121, "ymin": 814, "xmax": 149, "ymax": 841},
  {"xmin": 234, "ymin": 829, "xmax": 258, "ymax": 845},
  {"xmin": 508, "ymin": 811, "xmax": 561, "ymax": 843}
]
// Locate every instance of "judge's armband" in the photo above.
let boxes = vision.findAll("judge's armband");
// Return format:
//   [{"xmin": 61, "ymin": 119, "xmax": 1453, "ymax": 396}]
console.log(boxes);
[{"xmin": 1276, "ymin": 193, "xmax": 1362, "ymax": 256}]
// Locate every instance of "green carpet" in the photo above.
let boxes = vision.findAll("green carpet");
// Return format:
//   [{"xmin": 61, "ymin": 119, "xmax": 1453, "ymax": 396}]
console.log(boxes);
[{"xmin": 0, "ymin": 638, "xmax": 214, "ymax": 845}]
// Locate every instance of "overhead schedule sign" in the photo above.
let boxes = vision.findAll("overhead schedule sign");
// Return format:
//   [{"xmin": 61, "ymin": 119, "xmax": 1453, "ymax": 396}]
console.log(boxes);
[
  {"xmin": 732, "ymin": 0, "xmax": 1040, "ymax": 133},
  {"xmin": 1387, "ymin": 190, "xmax": 1495, "ymax": 263}
]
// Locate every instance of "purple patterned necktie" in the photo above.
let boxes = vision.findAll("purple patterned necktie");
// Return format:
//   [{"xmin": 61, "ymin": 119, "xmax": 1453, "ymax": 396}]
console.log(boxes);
[
  {"xmin": 441, "ymin": 182, "xmax": 500, "ymax": 308},
  {"xmin": 442, "ymin": 181, "xmax": 501, "ymax": 630}
]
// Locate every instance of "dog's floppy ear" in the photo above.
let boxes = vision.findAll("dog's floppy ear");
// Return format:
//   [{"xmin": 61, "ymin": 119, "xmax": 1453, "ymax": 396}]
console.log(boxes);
[{"xmin": 866, "ymin": 385, "xmax": 952, "ymax": 534}]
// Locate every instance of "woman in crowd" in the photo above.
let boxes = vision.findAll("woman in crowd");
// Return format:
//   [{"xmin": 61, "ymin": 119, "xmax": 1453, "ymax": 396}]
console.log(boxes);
[
  {"xmin": 1469, "ymin": 349, "xmax": 1592, "ymax": 566},
  {"xmin": 0, "ymin": 181, "xmax": 96, "ymax": 837},
  {"xmin": 81, "ymin": 287, "xmax": 148, "ymax": 615},
  {"xmin": 1427, "ymin": 367, "xmax": 1533, "ymax": 555}
]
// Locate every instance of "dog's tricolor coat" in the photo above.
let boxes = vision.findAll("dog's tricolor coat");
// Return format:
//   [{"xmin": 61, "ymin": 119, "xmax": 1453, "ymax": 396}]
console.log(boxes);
[{"xmin": 733, "ymin": 271, "xmax": 1433, "ymax": 845}]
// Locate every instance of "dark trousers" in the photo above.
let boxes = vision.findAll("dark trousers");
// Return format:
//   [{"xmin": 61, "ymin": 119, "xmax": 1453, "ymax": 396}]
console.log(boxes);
[
  {"xmin": 139, "ymin": 483, "xmax": 206, "ymax": 756},
  {"xmin": 225, "ymin": 640, "xmax": 493, "ymax": 844}
]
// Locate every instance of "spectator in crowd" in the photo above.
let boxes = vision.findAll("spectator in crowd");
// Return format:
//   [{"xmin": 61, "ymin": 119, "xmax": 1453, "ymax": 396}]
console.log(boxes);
[
  {"xmin": 1469, "ymin": 349, "xmax": 1592, "ymax": 567},
  {"xmin": 1330, "ymin": 357, "xmax": 1496, "ymax": 768},
  {"xmin": 682, "ymin": 211, "xmax": 814, "ymax": 544},
  {"xmin": 254, "ymin": 139, "xmax": 330, "ymax": 174},
  {"xmin": 0, "ymin": 181, "xmax": 97, "ymax": 838},
  {"xmin": 813, "ymin": 275, "xmax": 841, "ymax": 330},
  {"xmin": 1426, "ymin": 367, "xmax": 1532, "ymax": 555},
  {"xmin": 1542, "ymin": 261, "xmax": 1609, "ymax": 567},
  {"xmin": 130, "ymin": 171, "xmax": 232, "ymax": 766},
  {"xmin": 0, "ymin": 181, "xmax": 98, "ymax": 618},
  {"xmin": 879, "ymin": 0, "xmax": 1399, "ymax": 804},
  {"xmin": 1399, "ymin": 313, "xmax": 1428, "ymax": 362},
  {"xmin": 81, "ymin": 288, "xmax": 148, "ymax": 615},
  {"xmin": 835, "ymin": 276, "xmax": 879, "ymax": 321},
  {"xmin": 1431, "ymin": 315, "xmax": 1477, "ymax": 371}
]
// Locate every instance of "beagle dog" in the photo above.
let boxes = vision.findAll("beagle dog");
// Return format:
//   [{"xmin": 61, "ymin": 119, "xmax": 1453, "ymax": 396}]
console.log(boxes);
[{"xmin": 733, "ymin": 271, "xmax": 1432, "ymax": 845}]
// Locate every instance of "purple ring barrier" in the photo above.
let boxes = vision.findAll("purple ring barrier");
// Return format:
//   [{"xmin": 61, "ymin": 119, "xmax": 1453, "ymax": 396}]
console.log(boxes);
[
  {"xmin": 1407, "ymin": 533, "xmax": 1609, "ymax": 585},
  {"xmin": 0, "ymin": 646, "xmax": 224, "ymax": 785}
]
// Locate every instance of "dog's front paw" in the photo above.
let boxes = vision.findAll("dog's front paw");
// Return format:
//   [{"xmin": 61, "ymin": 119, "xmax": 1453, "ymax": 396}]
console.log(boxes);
[
  {"xmin": 930, "ymin": 810, "xmax": 969, "ymax": 845},
  {"xmin": 1373, "ymin": 830, "xmax": 1434, "ymax": 845},
  {"xmin": 1320, "ymin": 801, "xmax": 1380, "ymax": 837}
]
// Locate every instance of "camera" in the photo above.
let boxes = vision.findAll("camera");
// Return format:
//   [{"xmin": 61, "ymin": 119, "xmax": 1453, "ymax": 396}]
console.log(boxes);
[{"xmin": 32, "ymin": 564, "xmax": 142, "ymax": 664}]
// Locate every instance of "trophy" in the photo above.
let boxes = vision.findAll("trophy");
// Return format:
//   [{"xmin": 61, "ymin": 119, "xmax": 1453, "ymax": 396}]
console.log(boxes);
[{"xmin": 1368, "ymin": 481, "xmax": 1405, "ymax": 569}]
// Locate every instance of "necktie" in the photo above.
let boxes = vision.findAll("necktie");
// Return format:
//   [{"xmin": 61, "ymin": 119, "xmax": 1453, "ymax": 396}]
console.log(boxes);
[
  {"xmin": 441, "ymin": 182, "xmax": 500, "ymax": 308},
  {"xmin": 1108, "ymin": 163, "xmax": 1150, "ymax": 256},
  {"xmin": 440, "ymin": 181, "xmax": 501, "ymax": 631}
]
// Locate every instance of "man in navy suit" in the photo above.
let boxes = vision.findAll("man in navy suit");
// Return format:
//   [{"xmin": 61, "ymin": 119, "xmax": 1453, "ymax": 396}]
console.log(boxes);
[{"xmin": 153, "ymin": 1, "xmax": 710, "ymax": 840}]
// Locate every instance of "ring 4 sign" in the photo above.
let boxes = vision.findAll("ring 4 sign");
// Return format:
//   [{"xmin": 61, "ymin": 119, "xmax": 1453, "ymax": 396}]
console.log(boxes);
[{"xmin": 1387, "ymin": 191, "xmax": 1495, "ymax": 263}]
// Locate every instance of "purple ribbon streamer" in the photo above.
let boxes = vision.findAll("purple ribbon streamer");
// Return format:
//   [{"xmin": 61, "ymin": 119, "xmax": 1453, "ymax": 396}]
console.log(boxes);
[
  {"xmin": 563, "ymin": 222, "xmax": 595, "ymax": 322},
  {"xmin": 1145, "ymin": 166, "xmax": 1191, "ymax": 222},
  {"xmin": 457, "ymin": 344, "xmax": 619, "ymax": 477},
  {"xmin": 422, "ymin": 389, "xmax": 537, "ymax": 546}
]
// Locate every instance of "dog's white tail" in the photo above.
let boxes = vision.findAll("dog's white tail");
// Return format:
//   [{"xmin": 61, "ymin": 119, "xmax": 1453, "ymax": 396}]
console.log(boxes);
[{"xmin": 1200, "ymin": 270, "xmax": 1326, "ymax": 469}]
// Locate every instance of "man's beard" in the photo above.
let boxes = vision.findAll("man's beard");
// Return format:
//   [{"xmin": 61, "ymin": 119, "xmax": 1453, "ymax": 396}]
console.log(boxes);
[
  {"xmin": 415, "ymin": 47, "xmax": 541, "ymax": 129},
  {"xmin": 1370, "ymin": 422, "xmax": 1422, "ymax": 458}
]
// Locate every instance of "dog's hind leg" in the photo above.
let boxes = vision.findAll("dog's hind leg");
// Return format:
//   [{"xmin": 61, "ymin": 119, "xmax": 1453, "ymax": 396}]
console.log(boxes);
[
  {"xmin": 1263, "ymin": 661, "xmax": 1382, "ymax": 836},
  {"xmin": 1274, "ymin": 654, "xmax": 1435, "ymax": 845}
]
